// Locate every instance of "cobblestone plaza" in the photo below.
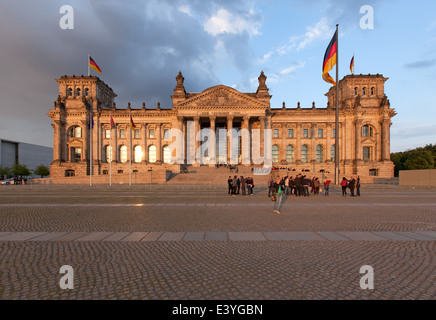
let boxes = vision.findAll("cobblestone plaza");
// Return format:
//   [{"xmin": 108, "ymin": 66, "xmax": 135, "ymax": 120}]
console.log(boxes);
[{"xmin": 0, "ymin": 185, "xmax": 435, "ymax": 300}]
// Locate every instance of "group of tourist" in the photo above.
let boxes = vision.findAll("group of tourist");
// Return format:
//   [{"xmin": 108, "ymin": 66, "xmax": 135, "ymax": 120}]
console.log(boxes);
[
  {"xmin": 227, "ymin": 176, "xmax": 254, "ymax": 196},
  {"xmin": 340, "ymin": 176, "xmax": 361, "ymax": 197},
  {"xmin": 267, "ymin": 174, "xmax": 333, "ymax": 198}
]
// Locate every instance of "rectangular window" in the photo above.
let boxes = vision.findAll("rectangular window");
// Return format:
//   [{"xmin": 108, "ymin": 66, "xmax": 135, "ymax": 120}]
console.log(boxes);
[
  {"xmin": 74, "ymin": 127, "xmax": 82, "ymax": 138},
  {"xmin": 273, "ymin": 129, "xmax": 279, "ymax": 138},
  {"xmin": 288, "ymin": 129, "xmax": 294, "ymax": 138},
  {"xmin": 149, "ymin": 129, "xmax": 155, "ymax": 138},
  {"xmin": 105, "ymin": 129, "xmax": 111, "ymax": 139},
  {"xmin": 333, "ymin": 129, "xmax": 336, "ymax": 138},
  {"xmin": 303, "ymin": 129, "xmax": 309, "ymax": 138},
  {"xmin": 318, "ymin": 129, "xmax": 323, "ymax": 138},
  {"xmin": 134, "ymin": 129, "xmax": 140, "ymax": 139},
  {"xmin": 119, "ymin": 129, "xmax": 125, "ymax": 139},
  {"xmin": 164, "ymin": 129, "xmax": 170, "ymax": 140}
]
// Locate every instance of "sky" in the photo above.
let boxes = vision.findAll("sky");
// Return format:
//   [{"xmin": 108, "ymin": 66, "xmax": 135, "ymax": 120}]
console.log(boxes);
[{"xmin": 0, "ymin": 0, "xmax": 435, "ymax": 153}]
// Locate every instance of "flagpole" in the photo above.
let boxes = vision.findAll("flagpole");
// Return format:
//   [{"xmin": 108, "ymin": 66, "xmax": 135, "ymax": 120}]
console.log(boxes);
[
  {"xmin": 335, "ymin": 24, "xmax": 340, "ymax": 185},
  {"xmin": 88, "ymin": 54, "xmax": 90, "ymax": 76},
  {"xmin": 110, "ymin": 114, "xmax": 112, "ymax": 187},
  {"xmin": 90, "ymin": 112, "xmax": 93, "ymax": 186},
  {"xmin": 129, "ymin": 110, "xmax": 132, "ymax": 187}
]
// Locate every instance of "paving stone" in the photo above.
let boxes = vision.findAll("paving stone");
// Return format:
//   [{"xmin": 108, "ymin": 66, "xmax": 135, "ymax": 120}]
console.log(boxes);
[
  {"xmin": 31, "ymin": 232, "xmax": 69, "ymax": 241},
  {"xmin": 183, "ymin": 232, "xmax": 205, "ymax": 241},
  {"xmin": 315, "ymin": 232, "xmax": 349, "ymax": 241},
  {"xmin": 141, "ymin": 232, "xmax": 163, "ymax": 242},
  {"xmin": 101, "ymin": 232, "xmax": 131, "ymax": 242},
  {"xmin": 228, "ymin": 232, "xmax": 266, "ymax": 241},
  {"xmin": 204, "ymin": 232, "xmax": 228, "ymax": 241},
  {"xmin": 54, "ymin": 232, "xmax": 91, "ymax": 241},
  {"xmin": 75, "ymin": 232, "xmax": 114, "ymax": 241},
  {"xmin": 121, "ymin": 232, "xmax": 149, "ymax": 242},
  {"xmin": 0, "ymin": 232, "xmax": 14, "ymax": 238},
  {"xmin": 263, "ymin": 232, "xmax": 324, "ymax": 241},
  {"xmin": 415, "ymin": 231, "xmax": 436, "ymax": 240},
  {"xmin": 336, "ymin": 232, "xmax": 388, "ymax": 241},
  {"xmin": 373, "ymin": 232, "xmax": 417, "ymax": 241},
  {"xmin": 0, "ymin": 232, "xmax": 47, "ymax": 241},
  {"xmin": 158, "ymin": 232, "xmax": 185, "ymax": 241},
  {"xmin": 396, "ymin": 232, "xmax": 436, "ymax": 241}
]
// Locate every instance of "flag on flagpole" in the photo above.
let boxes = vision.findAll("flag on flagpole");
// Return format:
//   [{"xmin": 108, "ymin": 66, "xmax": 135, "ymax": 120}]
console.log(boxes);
[
  {"xmin": 322, "ymin": 29, "xmax": 338, "ymax": 86},
  {"xmin": 110, "ymin": 116, "xmax": 116, "ymax": 129},
  {"xmin": 130, "ymin": 116, "xmax": 136, "ymax": 130},
  {"xmin": 89, "ymin": 56, "xmax": 102, "ymax": 74},
  {"xmin": 350, "ymin": 54, "xmax": 355, "ymax": 74},
  {"xmin": 88, "ymin": 114, "xmax": 94, "ymax": 129}
]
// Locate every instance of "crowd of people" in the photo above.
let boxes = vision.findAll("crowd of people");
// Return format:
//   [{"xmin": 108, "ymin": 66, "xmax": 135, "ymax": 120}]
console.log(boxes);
[
  {"xmin": 227, "ymin": 175, "xmax": 255, "ymax": 196},
  {"xmin": 267, "ymin": 174, "xmax": 335, "ymax": 198}
]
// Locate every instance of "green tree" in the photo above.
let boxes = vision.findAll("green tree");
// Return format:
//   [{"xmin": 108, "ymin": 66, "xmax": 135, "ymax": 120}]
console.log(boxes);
[
  {"xmin": 11, "ymin": 164, "xmax": 31, "ymax": 177},
  {"xmin": 404, "ymin": 150, "xmax": 434, "ymax": 170},
  {"xmin": 0, "ymin": 166, "xmax": 10, "ymax": 179},
  {"xmin": 34, "ymin": 165, "xmax": 50, "ymax": 178}
]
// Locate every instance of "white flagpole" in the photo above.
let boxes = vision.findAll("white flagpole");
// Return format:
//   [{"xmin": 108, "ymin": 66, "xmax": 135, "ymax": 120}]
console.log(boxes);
[
  {"xmin": 129, "ymin": 111, "xmax": 132, "ymax": 186},
  {"xmin": 88, "ymin": 54, "xmax": 90, "ymax": 76}
]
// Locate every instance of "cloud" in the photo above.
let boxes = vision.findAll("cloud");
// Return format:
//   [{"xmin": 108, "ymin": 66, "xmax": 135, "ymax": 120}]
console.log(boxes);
[
  {"xmin": 204, "ymin": 8, "xmax": 261, "ymax": 36},
  {"xmin": 391, "ymin": 124, "xmax": 436, "ymax": 138},
  {"xmin": 404, "ymin": 59, "xmax": 436, "ymax": 69}
]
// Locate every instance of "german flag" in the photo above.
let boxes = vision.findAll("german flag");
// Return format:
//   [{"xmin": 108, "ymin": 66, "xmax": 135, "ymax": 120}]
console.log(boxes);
[
  {"xmin": 89, "ymin": 56, "xmax": 102, "ymax": 74},
  {"xmin": 322, "ymin": 30, "xmax": 338, "ymax": 86},
  {"xmin": 130, "ymin": 116, "xmax": 136, "ymax": 130},
  {"xmin": 110, "ymin": 116, "xmax": 116, "ymax": 129},
  {"xmin": 350, "ymin": 54, "xmax": 355, "ymax": 74}
]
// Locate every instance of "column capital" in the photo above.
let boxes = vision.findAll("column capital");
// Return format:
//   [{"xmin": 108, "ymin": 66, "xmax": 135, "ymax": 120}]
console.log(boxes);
[
  {"xmin": 243, "ymin": 115, "xmax": 250, "ymax": 122},
  {"xmin": 193, "ymin": 116, "xmax": 200, "ymax": 121},
  {"xmin": 227, "ymin": 115, "xmax": 234, "ymax": 121},
  {"xmin": 209, "ymin": 115, "xmax": 216, "ymax": 122},
  {"xmin": 177, "ymin": 116, "xmax": 184, "ymax": 122}
]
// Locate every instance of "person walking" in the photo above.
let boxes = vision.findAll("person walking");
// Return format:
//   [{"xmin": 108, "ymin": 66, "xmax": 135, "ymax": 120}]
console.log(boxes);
[
  {"xmin": 323, "ymin": 178, "xmax": 331, "ymax": 196},
  {"xmin": 341, "ymin": 177, "xmax": 348, "ymax": 197},
  {"xmin": 356, "ymin": 175, "xmax": 361, "ymax": 197},
  {"xmin": 273, "ymin": 176, "xmax": 283, "ymax": 214}
]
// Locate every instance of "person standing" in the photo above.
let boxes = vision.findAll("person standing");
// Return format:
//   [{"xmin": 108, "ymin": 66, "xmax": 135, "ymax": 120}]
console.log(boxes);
[
  {"xmin": 349, "ymin": 176, "xmax": 356, "ymax": 197},
  {"xmin": 303, "ymin": 176, "xmax": 310, "ymax": 197},
  {"xmin": 231, "ymin": 175, "xmax": 238, "ymax": 196},
  {"xmin": 323, "ymin": 178, "xmax": 331, "ymax": 196},
  {"xmin": 236, "ymin": 176, "xmax": 241, "ymax": 195},
  {"xmin": 356, "ymin": 175, "xmax": 361, "ymax": 197},
  {"xmin": 314, "ymin": 178, "xmax": 320, "ymax": 195},
  {"xmin": 241, "ymin": 176, "xmax": 246, "ymax": 196},
  {"xmin": 228, "ymin": 176, "xmax": 233, "ymax": 195},
  {"xmin": 295, "ymin": 174, "xmax": 302, "ymax": 196},
  {"xmin": 267, "ymin": 177, "xmax": 274, "ymax": 197},
  {"xmin": 273, "ymin": 176, "xmax": 283, "ymax": 214},
  {"xmin": 341, "ymin": 177, "xmax": 348, "ymax": 197}
]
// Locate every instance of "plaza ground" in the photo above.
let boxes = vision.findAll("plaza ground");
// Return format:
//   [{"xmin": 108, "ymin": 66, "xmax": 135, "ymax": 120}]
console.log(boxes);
[{"xmin": 0, "ymin": 184, "xmax": 435, "ymax": 300}]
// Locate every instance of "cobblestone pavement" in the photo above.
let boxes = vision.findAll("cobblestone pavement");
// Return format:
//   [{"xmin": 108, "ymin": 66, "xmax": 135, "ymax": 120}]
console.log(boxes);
[{"xmin": 0, "ymin": 185, "xmax": 435, "ymax": 300}]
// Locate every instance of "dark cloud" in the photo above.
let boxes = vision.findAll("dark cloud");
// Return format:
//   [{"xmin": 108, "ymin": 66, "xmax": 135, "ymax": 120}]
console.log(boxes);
[
  {"xmin": 0, "ymin": 0, "xmax": 260, "ymax": 147},
  {"xmin": 405, "ymin": 59, "xmax": 436, "ymax": 69}
]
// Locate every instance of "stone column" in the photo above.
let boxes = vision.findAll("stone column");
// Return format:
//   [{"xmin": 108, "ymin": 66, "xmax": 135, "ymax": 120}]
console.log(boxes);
[
  {"xmin": 53, "ymin": 120, "xmax": 63, "ymax": 162},
  {"xmin": 177, "ymin": 116, "xmax": 184, "ymax": 164},
  {"xmin": 259, "ymin": 116, "xmax": 265, "ymax": 161},
  {"xmin": 227, "ymin": 115, "xmax": 234, "ymax": 164},
  {"xmin": 382, "ymin": 119, "xmax": 390, "ymax": 161},
  {"xmin": 209, "ymin": 116, "xmax": 216, "ymax": 166},
  {"xmin": 311, "ymin": 123, "xmax": 317, "ymax": 163},
  {"xmin": 193, "ymin": 116, "xmax": 200, "ymax": 167},
  {"xmin": 280, "ymin": 123, "xmax": 286, "ymax": 163},
  {"xmin": 296, "ymin": 123, "xmax": 301, "ymax": 162},
  {"xmin": 355, "ymin": 119, "xmax": 363, "ymax": 162},
  {"xmin": 156, "ymin": 123, "xmax": 162, "ymax": 164},
  {"xmin": 265, "ymin": 115, "xmax": 272, "ymax": 165},
  {"xmin": 242, "ymin": 115, "xmax": 250, "ymax": 165},
  {"xmin": 81, "ymin": 120, "xmax": 88, "ymax": 161},
  {"xmin": 326, "ymin": 123, "xmax": 332, "ymax": 162},
  {"xmin": 141, "ymin": 124, "xmax": 147, "ymax": 162}
]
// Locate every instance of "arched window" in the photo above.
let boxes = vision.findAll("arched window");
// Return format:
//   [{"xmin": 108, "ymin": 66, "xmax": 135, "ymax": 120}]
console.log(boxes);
[
  {"xmin": 272, "ymin": 145, "xmax": 279, "ymax": 163},
  {"xmin": 286, "ymin": 145, "xmax": 294, "ymax": 163},
  {"xmin": 316, "ymin": 145, "xmax": 324, "ymax": 163},
  {"xmin": 148, "ymin": 145, "xmax": 157, "ymax": 163},
  {"xmin": 301, "ymin": 145, "xmax": 308, "ymax": 163},
  {"xmin": 331, "ymin": 145, "xmax": 335, "ymax": 161},
  {"xmin": 362, "ymin": 87, "xmax": 366, "ymax": 95},
  {"xmin": 67, "ymin": 88, "xmax": 73, "ymax": 96},
  {"xmin": 76, "ymin": 88, "xmax": 81, "ymax": 96},
  {"xmin": 84, "ymin": 88, "xmax": 89, "ymax": 96},
  {"xmin": 119, "ymin": 145, "xmax": 127, "ymax": 163},
  {"xmin": 105, "ymin": 145, "xmax": 112, "ymax": 163},
  {"xmin": 70, "ymin": 126, "xmax": 82, "ymax": 138},
  {"xmin": 163, "ymin": 145, "xmax": 171, "ymax": 164},
  {"xmin": 362, "ymin": 125, "xmax": 374, "ymax": 137},
  {"xmin": 370, "ymin": 87, "xmax": 375, "ymax": 95},
  {"xmin": 134, "ymin": 145, "xmax": 143, "ymax": 163},
  {"xmin": 354, "ymin": 87, "xmax": 358, "ymax": 95}
]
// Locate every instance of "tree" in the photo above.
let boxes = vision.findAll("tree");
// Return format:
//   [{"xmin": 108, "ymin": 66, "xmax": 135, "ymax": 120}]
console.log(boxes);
[
  {"xmin": 11, "ymin": 164, "xmax": 31, "ymax": 177},
  {"xmin": 404, "ymin": 150, "xmax": 434, "ymax": 170},
  {"xmin": 34, "ymin": 165, "xmax": 50, "ymax": 178},
  {"xmin": 0, "ymin": 166, "xmax": 10, "ymax": 179}
]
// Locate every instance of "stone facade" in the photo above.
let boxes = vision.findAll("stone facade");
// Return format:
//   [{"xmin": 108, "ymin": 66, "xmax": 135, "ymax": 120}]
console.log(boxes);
[{"xmin": 47, "ymin": 72, "xmax": 396, "ymax": 183}]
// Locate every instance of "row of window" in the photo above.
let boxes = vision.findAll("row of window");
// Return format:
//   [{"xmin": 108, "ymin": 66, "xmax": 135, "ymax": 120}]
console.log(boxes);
[
  {"xmin": 354, "ymin": 87, "xmax": 376, "ymax": 96},
  {"xmin": 69, "ymin": 127, "xmax": 171, "ymax": 140},
  {"xmin": 67, "ymin": 87, "xmax": 90, "ymax": 97},
  {"xmin": 271, "ymin": 145, "xmax": 372, "ymax": 163},
  {"xmin": 273, "ymin": 125, "xmax": 374, "ymax": 139}
]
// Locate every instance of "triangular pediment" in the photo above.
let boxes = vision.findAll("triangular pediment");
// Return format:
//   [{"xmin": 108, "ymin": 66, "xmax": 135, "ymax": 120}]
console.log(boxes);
[{"xmin": 174, "ymin": 85, "xmax": 269, "ymax": 109}]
